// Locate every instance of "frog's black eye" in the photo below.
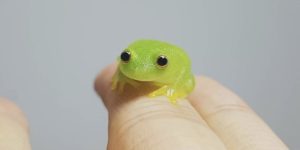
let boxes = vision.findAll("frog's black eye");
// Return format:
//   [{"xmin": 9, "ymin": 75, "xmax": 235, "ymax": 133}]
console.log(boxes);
[
  {"xmin": 120, "ymin": 51, "xmax": 131, "ymax": 63},
  {"xmin": 156, "ymin": 55, "xmax": 168, "ymax": 68}
]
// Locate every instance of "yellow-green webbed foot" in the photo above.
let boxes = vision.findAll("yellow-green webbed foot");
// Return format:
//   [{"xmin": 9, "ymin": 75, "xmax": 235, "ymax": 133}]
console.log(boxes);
[{"xmin": 148, "ymin": 85, "xmax": 187, "ymax": 104}]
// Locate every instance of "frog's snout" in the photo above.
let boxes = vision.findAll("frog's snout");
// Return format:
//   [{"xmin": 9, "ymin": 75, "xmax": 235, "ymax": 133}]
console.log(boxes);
[{"xmin": 120, "ymin": 64, "xmax": 157, "ymax": 82}]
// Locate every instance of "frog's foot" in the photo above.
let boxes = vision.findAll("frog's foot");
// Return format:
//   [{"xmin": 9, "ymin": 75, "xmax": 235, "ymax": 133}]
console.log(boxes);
[
  {"xmin": 111, "ymin": 78, "xmax": 118, "ymax": 90},
  {"xmin": 111, "ymin": 72, "xmax": 120, "ymax": 90},
  {"xmin": 148, "ymin": 86, "xmax": 186, "ymax": 104},
  {"xmin": 112, "ymin": 80, "xmax": 126, "ymax": 93}
]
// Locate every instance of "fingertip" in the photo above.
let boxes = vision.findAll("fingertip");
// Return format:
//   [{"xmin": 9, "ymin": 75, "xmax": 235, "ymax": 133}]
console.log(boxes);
[
  {"xmin": 0, "ymin": 97, "xmax": 31, "ymax": 150},
  {"xmin": 0, "ymin": 97, "xmax": 28, "ymax": 129},
  {"xmin": 94, "ymin": 63, "xmax": 118, "ymax": 107},
  {"xmin": 94, "ymin": 63, "xmax": 117, "ymax": 95}
]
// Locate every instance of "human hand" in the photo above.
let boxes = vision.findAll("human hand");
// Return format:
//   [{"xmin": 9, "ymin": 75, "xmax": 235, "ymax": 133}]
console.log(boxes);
[
  {"xmin": 0, "ymin": 64, "xmax": 288, "ymax": 150},
  {"xmin": 94, "ymin": 63, "xmax": 288, "ymax": 150}
]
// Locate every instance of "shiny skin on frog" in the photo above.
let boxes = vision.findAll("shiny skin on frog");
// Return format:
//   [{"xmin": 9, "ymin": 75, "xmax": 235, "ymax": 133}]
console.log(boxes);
[{"xmin": 112, "ymin": 39, "xmax": 195, "ymax": 103}]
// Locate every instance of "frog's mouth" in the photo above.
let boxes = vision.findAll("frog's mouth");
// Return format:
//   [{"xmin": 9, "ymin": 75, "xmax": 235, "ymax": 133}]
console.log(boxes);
[{"xmin": 120, "ymin": 67, "xmax": 158, "ymax": 82}]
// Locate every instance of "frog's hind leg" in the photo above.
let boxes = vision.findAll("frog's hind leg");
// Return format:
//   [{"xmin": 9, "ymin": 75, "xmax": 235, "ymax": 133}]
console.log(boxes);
[
  {"xmin": 148, "ymin": 75, "xmax": 195, "ymax": 104},
  {"xmin": 148, "ymin": 85, "xmax": 168, "ymax": 98},
  {"xmin": 148, "ymin": 85, "xmax": 184, "ymax": 104}
]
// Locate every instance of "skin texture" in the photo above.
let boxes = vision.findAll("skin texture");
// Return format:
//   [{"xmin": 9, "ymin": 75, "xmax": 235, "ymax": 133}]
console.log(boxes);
[{"xmin": 112, "ymin": 40, "xmax": 195, "ymax": 103}]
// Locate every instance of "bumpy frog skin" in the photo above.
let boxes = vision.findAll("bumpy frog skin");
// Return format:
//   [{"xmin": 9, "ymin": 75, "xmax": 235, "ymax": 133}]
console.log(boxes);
[{"xmin": 112, "ymin": 40, "xmax": 195, "ymax": 103}]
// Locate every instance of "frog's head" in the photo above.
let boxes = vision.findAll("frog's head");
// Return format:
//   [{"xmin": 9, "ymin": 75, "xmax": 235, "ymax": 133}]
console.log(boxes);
[{"xmin": 118, "ymin": 40, "xmax": 181, "ymax": 82}]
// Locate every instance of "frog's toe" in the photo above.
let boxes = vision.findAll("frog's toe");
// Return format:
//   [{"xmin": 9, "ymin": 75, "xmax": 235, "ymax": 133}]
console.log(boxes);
[
  {"xmin": 112, "ymin": 81, "xmax": 126, "ymax": 93},
  {"xmin": 166, "ymin": 88, "xmax": 176, "ymax": 97},
  {"xmin": 167, "ymin": 90, "xmax": 187, "ymax": 102},
  {"xmin": 148, "ymin": 90, "xmax": 164, "ymax": 97},
  {"xmin": 167, "ymin": 96, "xmax": 178, "ymax": 104},
  {"xmin": 148, "ymin": 86, "xmax": 168, "ymax": 97},
  {"xmin": 111, "ymin": 79, "xmax": 118, "ymax": 90},
  {"xmin": 117, "ymin": 81, "xmax": 126, "ymax": 93}
]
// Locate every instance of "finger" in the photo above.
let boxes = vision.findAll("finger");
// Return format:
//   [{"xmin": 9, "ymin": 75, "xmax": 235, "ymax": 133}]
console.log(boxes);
[
  {"xmin": 95, "ymin": 64, "xmax": 227, "ymax": 150},
  {"xmin": 94, "ymin": 63, "xmax": 119, "ymax": 109},
  {"xmin": 188, "ymin": 76, "xmax": 288, "ymax": 150},
  {"xmin": 0, "ymin": 97, "xmax": 31, "ymax": 150}
]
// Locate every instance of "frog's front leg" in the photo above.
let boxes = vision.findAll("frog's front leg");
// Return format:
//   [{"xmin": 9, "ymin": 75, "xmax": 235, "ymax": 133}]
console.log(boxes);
[{"xmin": 112, "ymin": 69, "xmax": 139, "ymax": 93}]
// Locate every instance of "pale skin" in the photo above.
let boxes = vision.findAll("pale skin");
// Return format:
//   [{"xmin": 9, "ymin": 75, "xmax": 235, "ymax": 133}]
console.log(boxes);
[{"xmin": 0, "ymin": 63, "xmax": 288, "ymax": 150}]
